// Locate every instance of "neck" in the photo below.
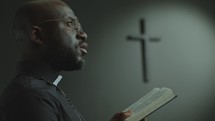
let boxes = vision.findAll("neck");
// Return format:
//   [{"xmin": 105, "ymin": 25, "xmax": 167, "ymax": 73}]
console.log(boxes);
[{"xmin": 17, "ymin": 59, "xmax": 61, "ymax": 83}]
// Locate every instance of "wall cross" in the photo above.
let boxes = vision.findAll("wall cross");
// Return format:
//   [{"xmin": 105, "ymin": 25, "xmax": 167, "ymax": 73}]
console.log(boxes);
[{"xmin": 127, "ymin": 18, "xmax": 161, "ymax": 83}]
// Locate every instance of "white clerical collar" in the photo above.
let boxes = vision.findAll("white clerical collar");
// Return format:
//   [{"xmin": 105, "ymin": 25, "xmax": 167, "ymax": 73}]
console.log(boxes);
[{"xmin": 53, "ymin": 75, "xmax": 63, "ymax": 86}]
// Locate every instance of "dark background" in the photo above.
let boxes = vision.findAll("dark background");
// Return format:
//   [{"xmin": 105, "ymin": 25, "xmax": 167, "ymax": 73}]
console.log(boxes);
[{"xmin": 1, "ymin": 0, "xmax": 215, "ymax": 121}]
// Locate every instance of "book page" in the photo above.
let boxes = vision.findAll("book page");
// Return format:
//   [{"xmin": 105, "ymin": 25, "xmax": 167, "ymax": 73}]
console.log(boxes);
[{"xmin": 124, "ymin": 87, "xmax": 177, "ymax": 121}]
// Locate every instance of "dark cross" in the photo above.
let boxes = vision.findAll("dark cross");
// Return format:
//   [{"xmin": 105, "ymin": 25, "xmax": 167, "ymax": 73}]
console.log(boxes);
[{"xmin": 127, "ymin": 18, "xmax": 160, "ymax": 83}]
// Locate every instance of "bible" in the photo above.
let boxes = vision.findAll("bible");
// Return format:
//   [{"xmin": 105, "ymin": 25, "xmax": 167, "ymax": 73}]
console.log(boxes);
[{"xmin": 124, "ymin": 87, "xmax": 177, "ymax": 121}]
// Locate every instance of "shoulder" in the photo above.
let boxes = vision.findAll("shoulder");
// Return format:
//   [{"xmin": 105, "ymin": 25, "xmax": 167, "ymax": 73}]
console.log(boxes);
[
  {"xmin": 2, "ymin": 74, "xmax": 60, "ymax": 108},
  {"xmin": 0, "ymin": 74, "xmax": 63, "ymax": 121},
  {"xmin": 2, "ymin": 88, "xmax": 61, "ymax": 121}
]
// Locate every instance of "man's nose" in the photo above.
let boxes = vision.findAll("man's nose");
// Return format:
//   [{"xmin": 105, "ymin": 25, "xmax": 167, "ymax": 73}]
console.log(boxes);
[{"xmin": 76, "ymin": 30, "xmax": 87, "ymax": 41}]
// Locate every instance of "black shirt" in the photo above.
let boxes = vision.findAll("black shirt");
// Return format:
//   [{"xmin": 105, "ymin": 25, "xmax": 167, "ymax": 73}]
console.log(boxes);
[{"xmin": 0, "ymin": 61, "xmax": 85, "ymax": 121}]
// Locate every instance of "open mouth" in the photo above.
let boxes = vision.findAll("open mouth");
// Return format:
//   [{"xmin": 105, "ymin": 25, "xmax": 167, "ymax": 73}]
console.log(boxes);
[{"xmin": 79, "ymin": 43, "xmax": 88, "ymax": 55}]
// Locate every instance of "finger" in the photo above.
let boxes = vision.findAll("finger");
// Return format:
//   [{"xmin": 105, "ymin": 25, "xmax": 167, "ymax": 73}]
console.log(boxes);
[
  {"xmin": 124, "ymin": 110, "xmax": 132, "ymax": 117},
  {"xmin": 140, "ymin": 118, "xmax": 147, "ymax": 121}
]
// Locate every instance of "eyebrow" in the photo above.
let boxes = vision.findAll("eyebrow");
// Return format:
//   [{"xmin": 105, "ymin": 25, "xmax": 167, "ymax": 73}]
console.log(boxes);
[
  {"xmin": 67, "ymin": 16, "xmax": 78, "ymax": 20},
  {"xmin": 67, "ymin": 17, "xmax": 83, "ymax": 30}
]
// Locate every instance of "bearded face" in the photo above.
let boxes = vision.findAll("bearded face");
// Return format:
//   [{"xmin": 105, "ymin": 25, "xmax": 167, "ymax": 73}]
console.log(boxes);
[
  {"xmin": 44, "ymin": 35, "xmax": 86, "ymax": 71},
  {"xmin": 39, "ymin": 6, "xmax": 88, "ymax": 71}
]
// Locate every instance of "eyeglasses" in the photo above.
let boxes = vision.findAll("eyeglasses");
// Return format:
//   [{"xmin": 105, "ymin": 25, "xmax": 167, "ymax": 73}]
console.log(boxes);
[{"xmin": 36, "ymin": 18, "xmax": 81, "ymax": 31}]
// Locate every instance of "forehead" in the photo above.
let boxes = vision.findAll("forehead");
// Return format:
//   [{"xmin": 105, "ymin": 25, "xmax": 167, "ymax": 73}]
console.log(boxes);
[{"xmin": 56, "ymin": 5, "xmax": 77, "ymax": 19}]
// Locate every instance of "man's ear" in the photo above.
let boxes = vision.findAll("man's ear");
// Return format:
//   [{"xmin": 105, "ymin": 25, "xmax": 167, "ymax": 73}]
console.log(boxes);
[{"xmin": 30, "ymin": 26, "xmax": 44, "ymax": 45}]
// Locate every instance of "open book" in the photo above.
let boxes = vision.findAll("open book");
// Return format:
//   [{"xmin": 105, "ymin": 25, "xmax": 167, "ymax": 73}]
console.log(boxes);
[{"xmin": 124, "ymin": 87, "xmax": 177, "ymax": 121}]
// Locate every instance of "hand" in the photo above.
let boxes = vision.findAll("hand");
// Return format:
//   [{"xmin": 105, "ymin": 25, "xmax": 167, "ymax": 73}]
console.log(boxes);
[
  {"xmin": 140, "ymin": 118, "xmax": 147, "ymax": 121},
  {"xmin": 110, "ymin": 111, "xmax": 132, "ymax": 121},
  {"xmin": 110, "ymin": 110, "xmax": 147, "ymax": 121}
]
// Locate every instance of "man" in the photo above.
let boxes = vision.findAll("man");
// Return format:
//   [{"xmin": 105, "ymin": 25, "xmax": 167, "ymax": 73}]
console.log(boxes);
[{"xmin": 0, "ymin": 0, "xmax": 146, "ymax": 121}]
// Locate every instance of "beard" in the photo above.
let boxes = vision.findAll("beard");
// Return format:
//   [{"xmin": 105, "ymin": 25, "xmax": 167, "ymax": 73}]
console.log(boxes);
[{"xmin": 43, "ymin": 42, "xmax": 85, "ymax": 71}]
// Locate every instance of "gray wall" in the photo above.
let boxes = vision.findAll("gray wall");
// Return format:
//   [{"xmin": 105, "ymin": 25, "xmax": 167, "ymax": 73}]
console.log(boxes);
[{"xmin": 1, "ymin": 0, "xmax": 215, "ymax": 121}]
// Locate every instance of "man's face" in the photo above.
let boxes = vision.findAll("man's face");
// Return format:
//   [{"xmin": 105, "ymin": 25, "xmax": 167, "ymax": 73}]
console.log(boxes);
[{"xmin": 40, "ymin": 5, "xmax": 88, "ymax": 71}]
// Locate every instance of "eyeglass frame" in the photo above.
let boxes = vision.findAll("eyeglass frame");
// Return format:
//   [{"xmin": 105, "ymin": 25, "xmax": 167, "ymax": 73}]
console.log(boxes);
[{"xmin": 35, "ymin": 17, "xmax": 81, "ymax": 31}]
